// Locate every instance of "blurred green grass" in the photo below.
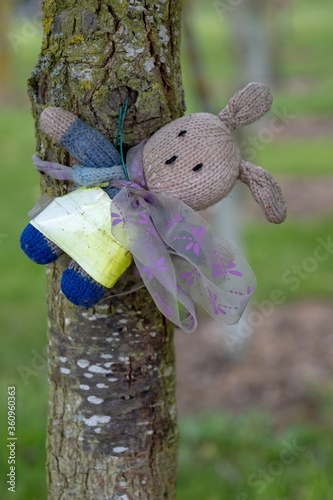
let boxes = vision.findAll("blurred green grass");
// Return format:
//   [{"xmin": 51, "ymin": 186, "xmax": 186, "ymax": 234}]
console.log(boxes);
[
  {"xmin": 0, "ymin": 108, "xmax": 48, "ymax": 499},
  {"xmin": 178, "ymin": 402, "xmax": 333, "ymax": 500},
  {"xmin": 0, "ymin": 0, "xmax": 333, "ymax": 498},
  {"xmin": 247, "ymin": 215, "xmax": 333, "ymax": 302}
]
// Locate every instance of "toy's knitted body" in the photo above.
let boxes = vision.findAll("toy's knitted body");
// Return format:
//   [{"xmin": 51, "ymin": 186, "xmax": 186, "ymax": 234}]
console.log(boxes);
[
  {"xmin": 21, "ymin": 83, "xmax": 287, "ymax": 330},
  {"xmin": 20, "ymin": 111, "xmax": 127, "ymax": 306}
]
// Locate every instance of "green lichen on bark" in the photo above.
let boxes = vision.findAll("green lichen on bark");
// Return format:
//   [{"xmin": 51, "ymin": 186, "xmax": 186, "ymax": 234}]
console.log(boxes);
[
  {"xmin": 28, "ymin": 1, "xmax": 184, "ymax": 498},
  {"xmin": 29, "ymin": 0, "xmax": 184, "ymax": 147}
]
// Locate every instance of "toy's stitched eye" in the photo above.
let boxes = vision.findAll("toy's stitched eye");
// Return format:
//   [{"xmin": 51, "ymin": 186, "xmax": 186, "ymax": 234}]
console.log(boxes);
[
  {"xmin": 165, "ymin": 155, "xmax": 178, "ymax": 165},
  {"xmin": 192, "ymin": 163, "xmax": 203, "ymax": 172},
  {"xmin": 178, "ymin": 130, "xmax": 187, "ymax": 137}
]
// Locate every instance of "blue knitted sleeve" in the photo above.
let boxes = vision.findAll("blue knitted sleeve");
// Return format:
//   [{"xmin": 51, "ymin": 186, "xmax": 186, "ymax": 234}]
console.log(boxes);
[
  {"xmin": 60, "ymin": 119, "xmax": 121, "ymax": 169},
  {"xmin": 72, "ymin": 165, "xmax": 124, "ymax": 186}
]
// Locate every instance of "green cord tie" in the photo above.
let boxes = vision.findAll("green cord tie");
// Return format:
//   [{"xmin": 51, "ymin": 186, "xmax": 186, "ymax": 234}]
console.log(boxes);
[{"xmin": 115, "ymin": 97, "xmax": 130, "ymax": 181}]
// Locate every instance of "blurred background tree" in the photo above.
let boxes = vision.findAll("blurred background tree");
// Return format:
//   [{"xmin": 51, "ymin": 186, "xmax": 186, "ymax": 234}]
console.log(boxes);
[
  {"xmin": 0, "ymin": 2, "xmax": 11, "ymax": 96},
  {"xmin": 1, "ymin": 0, "xmax": 333, "ymax": 498}
]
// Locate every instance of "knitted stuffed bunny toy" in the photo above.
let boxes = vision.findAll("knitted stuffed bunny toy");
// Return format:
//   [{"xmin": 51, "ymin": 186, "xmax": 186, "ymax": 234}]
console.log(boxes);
[{"xmin": 21, "ymin": 82, "xmax": 286, "ymax": 330}]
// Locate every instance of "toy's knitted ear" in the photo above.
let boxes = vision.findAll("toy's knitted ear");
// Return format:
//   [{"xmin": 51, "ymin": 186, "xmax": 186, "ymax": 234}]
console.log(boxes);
[
  {"xmin": 218, "ymin": 82, "xmax": 273, "ymax": 130},
  {"xmin": 40, "ymin": 107, "xmax": 121, "ymax": 168},
  {"xmin": 239, "ymin": 160, "xmax": 287, "ymax": 224}
]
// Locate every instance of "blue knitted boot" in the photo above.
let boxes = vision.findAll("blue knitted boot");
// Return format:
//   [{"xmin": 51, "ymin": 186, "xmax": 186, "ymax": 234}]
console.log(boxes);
[
  {"xmin": 20, "ymin": 223, "xmax": 63, "ymax": 264},
  {"xmin": 61, "ymin": 261, "xmax": 106, "ymax": 307}
]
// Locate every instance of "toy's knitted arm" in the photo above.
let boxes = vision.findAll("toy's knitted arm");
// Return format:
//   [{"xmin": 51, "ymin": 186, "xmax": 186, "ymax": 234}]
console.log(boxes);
[
  {"xmin": 72, "ymin": 165, "xmax": 124, "ymax": 186},
  {"xmin": 239, "ymin": 160, "xmax": 287, "ymax": 224},
  {"xmin": 36, "ymin": 107, "xmax": 125, "ymax": 189},
  {"xmin": 40, "ymin": 107, "xmax": 121, "ymax": 169},
  {"xmin": 33, "ymin": 155, "xmax": 125, "ymax": 186}
]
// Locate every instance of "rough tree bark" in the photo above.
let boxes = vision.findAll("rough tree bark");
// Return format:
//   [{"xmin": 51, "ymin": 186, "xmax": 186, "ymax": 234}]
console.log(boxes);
[{"xmin": 28, "ymin": 1, "xmax": 184, "ymax": 498}]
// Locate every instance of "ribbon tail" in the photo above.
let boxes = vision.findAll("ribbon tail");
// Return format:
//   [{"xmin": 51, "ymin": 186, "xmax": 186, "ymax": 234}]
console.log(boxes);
[
  {"xmin": 33, "ymin": 154, "xmax": 74, "ymax": 181},
  {"xmin": 142, "ymin": 192, "xmax": 256, "ymax": 325},
  {"xmin": 133, "ymin": 255, "xmax": 198, "ymax": 333},
  {"xmin": 111, "ymin": 187, "xmax": 198, "ymax": 332}
]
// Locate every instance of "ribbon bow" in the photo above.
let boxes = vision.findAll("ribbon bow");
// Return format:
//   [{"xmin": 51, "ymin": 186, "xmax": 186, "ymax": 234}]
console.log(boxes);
[
  {"xmin": 33, "ymin": 143, "xmax": 256, "ymax": 333},
  {"xmin": 110, "ymin": 143, "xmax": 256, "ymax": 333}
]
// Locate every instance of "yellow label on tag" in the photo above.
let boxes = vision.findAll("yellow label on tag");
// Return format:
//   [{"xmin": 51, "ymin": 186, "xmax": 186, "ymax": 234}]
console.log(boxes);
[{"xmin": 31, "ymin": 187, "xmax": 132, "ymax": 288}]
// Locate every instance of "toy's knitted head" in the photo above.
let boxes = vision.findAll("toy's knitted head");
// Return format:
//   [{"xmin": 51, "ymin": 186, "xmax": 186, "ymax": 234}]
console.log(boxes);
[
  {"xmin": 142, "ymin": 82, "xmax": 286, "ymax": 222},
  {"xmin": 40, "ymin": 82, "xmax": 286, "ymax": 223}
]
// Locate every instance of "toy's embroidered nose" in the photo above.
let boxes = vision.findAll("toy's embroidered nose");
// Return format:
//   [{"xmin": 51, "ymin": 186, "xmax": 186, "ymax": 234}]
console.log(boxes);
[
  {"xmin": 192, "ymin": 163, "xmax": 203, "ymax": 172},
  {"xmin": 178, "ymin": 130, "xmax": 187, "ymax": 137},
  {"xmin": 165, "ymin": 155, "xmax": 178, "ymax": 165}
]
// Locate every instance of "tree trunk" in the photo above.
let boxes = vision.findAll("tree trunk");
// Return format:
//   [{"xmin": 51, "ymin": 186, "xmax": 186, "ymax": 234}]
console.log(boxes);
[
  {"xmin": 28, "ymin": 1, "xmax": 184, "ymax": 498},
  {"xmin": 231, "ymin": 0, "xmax": 272, "ymax": 87}
]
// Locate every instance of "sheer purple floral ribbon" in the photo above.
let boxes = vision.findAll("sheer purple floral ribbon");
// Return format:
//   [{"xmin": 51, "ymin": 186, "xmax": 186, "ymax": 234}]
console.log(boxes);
[
  {"xmin": 32, "ymin": 154, "xmax": 74, "ymax": 180},
  {"xmin": 110, "ymin": 143, "xmax": 256, "ymax": 333}
]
